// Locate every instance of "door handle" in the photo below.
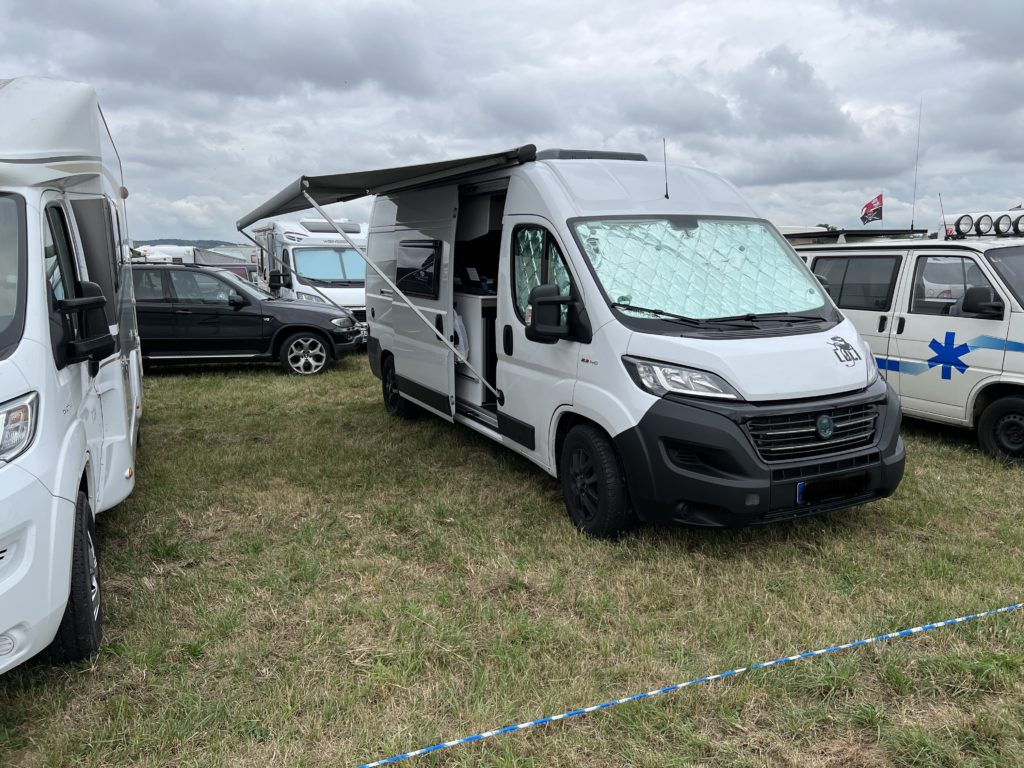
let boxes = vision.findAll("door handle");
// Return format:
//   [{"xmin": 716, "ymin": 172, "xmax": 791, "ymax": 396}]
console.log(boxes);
[
  {"xmin": 896, "ymin": 316, "xmax": 906, "ymax": 334},
  {"xmin": 174, "ymin": 309, "xmax": 192, "ymax": 315},
  {"xmin": 503, "ymin": 324, "xmax": 513, "ymax": 356},
  {"xmin": 435, "ymin": 313, "xmax": 444, "ymax": 335},
  {"xmin": 878, "ymin": 316, "xmax": 887, "ymax": 333},
  {"xmin": 379, "ymin": 288, "xmax": 393, "ymax": 296}
]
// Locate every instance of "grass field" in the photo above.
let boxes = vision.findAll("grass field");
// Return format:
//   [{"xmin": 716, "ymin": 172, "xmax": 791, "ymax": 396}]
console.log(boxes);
[{"xmin": 2, "ymin": 356, "xmax": 1023, "ymax": 767}]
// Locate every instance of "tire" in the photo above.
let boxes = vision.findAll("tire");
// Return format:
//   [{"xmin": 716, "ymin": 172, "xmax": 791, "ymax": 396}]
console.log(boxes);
[
  {"xmin": 46, "ymin": 491, "xmax": 102, "ymax": 662},
  {"xmin": 978, "ymin": 396, "xmax": 1024, "ymax": 461},
  {"xmin": 381, "ymin": 354, "xmax": 417, "ymax": 418},
  {"xmin": 559, "ymin": 424, "xmax": 635, "ymax": 538},
  {"xmin": 280, "ymin": 332, "xmax": 331, "ymax": 375}
]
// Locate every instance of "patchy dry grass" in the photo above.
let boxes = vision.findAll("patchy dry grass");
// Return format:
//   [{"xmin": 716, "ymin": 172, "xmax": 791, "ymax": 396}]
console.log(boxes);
[{"xmin": 2, "ymin": 357, "xmax": 1023, "ymax": 767}]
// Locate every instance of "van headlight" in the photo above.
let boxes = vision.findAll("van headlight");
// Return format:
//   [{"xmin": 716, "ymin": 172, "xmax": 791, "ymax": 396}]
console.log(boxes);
[
  {"xmin": 297, "ymin": 292, "xmax": 327, "ymax": 303},
  {"xmin": 622, "ymin": 357, "xmax": 741, "ymax": 400},
  {"xmin": 331, "ymin": 316, "xmax": 354, "ymax": 328},
  {"xmin": 0, "ymin": 392, "xmax": 39, "ymax": 462},
  {"xmin": 865, "ymin": 345, "xmax": 880, "ymax": 386}
]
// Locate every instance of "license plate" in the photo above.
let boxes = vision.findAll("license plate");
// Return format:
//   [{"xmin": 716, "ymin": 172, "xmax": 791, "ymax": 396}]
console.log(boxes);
[{"xmin": 796, "ymin": 472, "xmax": 869, "ymax": 506}]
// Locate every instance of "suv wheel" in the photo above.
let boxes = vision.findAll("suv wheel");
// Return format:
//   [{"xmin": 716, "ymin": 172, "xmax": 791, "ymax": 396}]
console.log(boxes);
[{"xmin": 281, "ymin": 332, "xmax": 330, "ymax": 375}]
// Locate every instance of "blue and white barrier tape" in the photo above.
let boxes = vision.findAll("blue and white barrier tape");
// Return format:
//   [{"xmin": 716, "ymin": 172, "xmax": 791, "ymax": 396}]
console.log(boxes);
[{"xmin": 356, "ymin": 601, "xmax": 1022, "ymax": 768}]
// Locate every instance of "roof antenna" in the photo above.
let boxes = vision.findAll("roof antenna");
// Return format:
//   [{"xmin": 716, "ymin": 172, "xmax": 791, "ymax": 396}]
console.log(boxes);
[
  {"xmin": 910, "ymin": 97, "xmax": 923, "ymax": 229},
  {"xmin": 938, "ymin": 192, "xmax": 947, "ymax": 239},
  {"xmin": 663, "ymin": 138, "xmax": 670, "ymax": 200}
]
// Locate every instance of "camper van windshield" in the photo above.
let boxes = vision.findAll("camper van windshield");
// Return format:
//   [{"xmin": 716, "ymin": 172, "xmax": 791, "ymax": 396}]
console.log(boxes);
[
  {"xmin": 572, "ymin": 217, "xmax": 828, "ymax": 324},
  {"xmin": 986, "ymin": 246, "xmax": 1024, "ymax": 306},
  {"xmin": 0, "ymin": 194, "xmax": 27, "ymax": 356},
  {"xmin": 292, "ymin": 247, "xmax": 365, "ymax": 285}
]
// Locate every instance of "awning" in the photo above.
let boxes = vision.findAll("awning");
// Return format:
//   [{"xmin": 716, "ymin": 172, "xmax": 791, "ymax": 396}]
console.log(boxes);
[{"xmin": 236, "ymin": 144, "xmax": 537, "ymax": 232}]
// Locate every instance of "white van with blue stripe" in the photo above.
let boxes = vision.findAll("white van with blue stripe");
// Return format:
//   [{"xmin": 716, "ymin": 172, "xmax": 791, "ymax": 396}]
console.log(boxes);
[{"xmin": 799, "ymin": 238, "xmax": 1024, "ymax": 460}]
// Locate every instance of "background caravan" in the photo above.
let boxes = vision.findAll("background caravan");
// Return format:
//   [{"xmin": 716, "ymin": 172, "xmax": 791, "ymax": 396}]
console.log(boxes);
[
  {"xmin": 0, "ymin": 77, "xmax": 143, "ymax": 674},
  {"xmin": 239, "ymin": 146, "xmax": 905, "ymax": 537}
]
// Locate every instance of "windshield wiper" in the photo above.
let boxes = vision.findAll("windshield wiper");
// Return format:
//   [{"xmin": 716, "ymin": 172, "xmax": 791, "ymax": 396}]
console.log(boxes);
[
  {"xmin": 708, "ymin": 311, "xmax": 827, "ymax": 326},
  {"xmin": 611, "ymin": 303, "xmax": 705, "ymax": 326}
]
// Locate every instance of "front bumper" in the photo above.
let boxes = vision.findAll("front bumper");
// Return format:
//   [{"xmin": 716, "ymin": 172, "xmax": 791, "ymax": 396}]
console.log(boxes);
[
  {"xmin": 614, "ymin": 380, "xmax": 905, "ymax": 527},
  {"xmin": 0, "ymin": 464, "xmax": 74, "ymax": 674},
  {"xmin": 329, "ymin": 325, "xmax": 364, "ymax": 354}
]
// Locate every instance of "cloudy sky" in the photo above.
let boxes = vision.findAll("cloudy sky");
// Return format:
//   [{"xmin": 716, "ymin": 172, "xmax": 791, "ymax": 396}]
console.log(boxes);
[{"xmin": 2, "ymin": 0, "xmax": 1021, "ymax": 241}]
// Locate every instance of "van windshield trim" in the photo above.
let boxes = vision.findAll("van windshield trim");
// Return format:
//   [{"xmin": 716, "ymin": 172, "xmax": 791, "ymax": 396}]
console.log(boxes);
[
  {"xmin": 568, "ymin": 214, "xmax": 835, "ymax": 335},
  {"xmin": 0, "ymin": 193, "xmax": 27, "ymax": 360}
]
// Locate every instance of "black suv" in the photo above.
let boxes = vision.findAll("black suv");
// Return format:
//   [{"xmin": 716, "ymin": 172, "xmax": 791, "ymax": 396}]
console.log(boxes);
[{"xmin": 132, "ymin": 264, "xmax": 361, "ymax": 374}]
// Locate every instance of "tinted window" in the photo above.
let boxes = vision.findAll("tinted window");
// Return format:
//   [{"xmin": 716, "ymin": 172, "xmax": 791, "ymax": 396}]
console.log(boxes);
[
  {"xmin": 396, "ymin": 240, "xmax": 441, "ymax": 299},
  {"xmin": 132, "ymin": 269, "xmax": 168, "ymax": 301},
  {"xmin": 813, "ymin": 256, "xmax": 900, "ymax": 311},
  {"xmin": 169, "ymin": 270, "xmax": 233, "ymax": 304}
]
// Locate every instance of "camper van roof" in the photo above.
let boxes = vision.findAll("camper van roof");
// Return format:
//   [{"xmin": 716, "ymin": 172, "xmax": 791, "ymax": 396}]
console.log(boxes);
[
  {"xmin": 237, "ymin": 145, "xmax": 538, "ymax": 232},
  {"xmin": 0, "ymin": 77, "xmax": 114, "ymax": 188}
]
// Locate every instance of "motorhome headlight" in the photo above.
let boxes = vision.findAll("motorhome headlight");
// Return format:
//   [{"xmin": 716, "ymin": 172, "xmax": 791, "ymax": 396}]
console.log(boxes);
[
  {"xmin": 297, "ymin": 292, "xmax": 327, "ymax": 303},
  {"xmin": 0, "ymin": 392, "xmax": 39, "ymax": 462},
  {"xmin": 622, "ymin": 357, "xmax": 740, "ymax": 400},
  {"xmin": 331, "ymin": 316, "xmax": 354, "ymax": 328}
]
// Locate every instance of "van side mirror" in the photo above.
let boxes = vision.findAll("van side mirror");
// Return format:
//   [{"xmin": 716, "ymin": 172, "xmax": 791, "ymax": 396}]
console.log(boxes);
[
  {"xmin": 59, "ymin": 281, "xmax": 116, "ymax": 371},
  {"xmin": 961, "ymin": 286, "xmax": 1004, "ymax": 318},
  {"xmin": 525, "ymin": 284, "xmax": 573, "ymax": 342},
  {"xmin": 268, "ymin": 269, "xmax": 282, "ymax": 292}
]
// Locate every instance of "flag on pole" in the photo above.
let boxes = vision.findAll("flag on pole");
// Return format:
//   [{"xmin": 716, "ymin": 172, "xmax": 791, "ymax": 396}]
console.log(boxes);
[{"xmin": 860, "ymin": 194, "xmax": 883, "ymax": 225}]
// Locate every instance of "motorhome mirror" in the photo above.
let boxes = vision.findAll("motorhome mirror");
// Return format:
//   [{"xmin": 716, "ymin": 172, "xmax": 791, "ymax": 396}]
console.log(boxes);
[
  {"xmin": 268, "ymin": 269, "xmax": 282, "ymax": 292},
  {"xmin": 525, "ymin": 284, "xmax": 572, "ymax": 342}
]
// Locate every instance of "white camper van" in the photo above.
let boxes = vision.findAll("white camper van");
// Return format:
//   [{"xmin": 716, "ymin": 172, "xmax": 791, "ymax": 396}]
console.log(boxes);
[
  {"xmin": 799, "ymin": 235, "xmax": 1024, "ymax": 460},
  {"xmin": 238, "ymin": 147, "xmax": 904, "ymax": 536},
  {"xmin": 0, "ymin": 78, "xmax": 143, "ymax": 673},
  {"xmin": 252, "ymin": 218, "xmax": 367, "ymax": 327}
]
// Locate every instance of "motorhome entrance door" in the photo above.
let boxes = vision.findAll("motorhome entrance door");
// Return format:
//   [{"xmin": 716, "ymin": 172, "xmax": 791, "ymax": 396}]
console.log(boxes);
[{"xmin": 391, "ymin": 187, "xmax": 457, "ymax": 420}]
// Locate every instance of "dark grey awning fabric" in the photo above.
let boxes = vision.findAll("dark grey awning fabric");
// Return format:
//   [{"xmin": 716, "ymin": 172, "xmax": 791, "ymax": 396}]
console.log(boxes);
[{"xmin": 237, "ymin": 144, "xmax": 537, "ymax": 232}]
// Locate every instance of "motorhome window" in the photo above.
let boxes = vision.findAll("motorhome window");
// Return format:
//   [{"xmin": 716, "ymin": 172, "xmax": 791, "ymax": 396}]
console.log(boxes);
[
  {"xmin": 572, "ymin": 218, "xmax": 825, "ymax": 321},
  {"xmin": 70, "ymin": 198, "xmax": 119, "ymax": 325},
  {"xmin": 910, "ymin": 256, "xmax": 995, "ymax": 316},
  {"xmin": 0, "ymin": 194, "xmax": 27, "ymax": 357},
  {"xmin": 812, "ymin": 256, "xmax": 900, "ymax": 311},
  {"xmin": 168, "ymin": 270, "xmax": 233, "ymax": 304},
  {"xmin": 986, "ymin": 246, "xmax": 1024, "ymax": 306},
  {"xmin": 396, "ymin": 240, "xmax": 442, "ymax": 299},
  {"xmin": 512, "ymin": 226, "xmax": 572, "ymax": 322},
  {"xmin": 292, "ymin": 247, "xmax": 366, "ymax": 283}
]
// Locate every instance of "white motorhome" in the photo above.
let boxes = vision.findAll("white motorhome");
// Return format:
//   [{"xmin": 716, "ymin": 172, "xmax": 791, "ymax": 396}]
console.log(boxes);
[
  {"xmin": 251, "ymin": 218, "xmax": 367, "ymax": 326},
  {"xmin": 0, "ymin": 77, "xmax": 142, "ymax": 673},
  {"xmin": 799, "ymin": 235, "xmax": 1024, "ymax": 460},
  {"xmin": 238, "ymin": 147, "xmax": 905, "ymax": 536}
]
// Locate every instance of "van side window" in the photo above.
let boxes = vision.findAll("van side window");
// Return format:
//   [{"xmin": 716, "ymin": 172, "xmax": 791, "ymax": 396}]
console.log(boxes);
[
  {"xmin": 812, "ymin": 256, "xmax": 900, "ymax": 311},
  {"xmin": 910, "ymin": 255, "xmax": 996, "ymax": 317},
  {"xmin": 44, "ymin": 207, "xmax": 78, "ymax": 305},
  {"xmin": 512, "ymin": 226, "xmax": 572, "ymax": 322},
  {"xmin": 396, "ymin": 240, "xmax": 442, "ymax": 299}
]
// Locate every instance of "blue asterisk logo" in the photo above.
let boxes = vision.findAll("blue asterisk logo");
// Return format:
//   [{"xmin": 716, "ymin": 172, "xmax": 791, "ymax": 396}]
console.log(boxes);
[{"xmin": 927, "ymin": 331, "xmax": 971, "ymax": 380}]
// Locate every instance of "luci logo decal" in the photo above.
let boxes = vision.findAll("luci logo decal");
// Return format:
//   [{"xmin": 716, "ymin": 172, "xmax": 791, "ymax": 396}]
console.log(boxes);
[{"xmin": 828, "ymin": 336, "xmax": 861, "ymax": 367}]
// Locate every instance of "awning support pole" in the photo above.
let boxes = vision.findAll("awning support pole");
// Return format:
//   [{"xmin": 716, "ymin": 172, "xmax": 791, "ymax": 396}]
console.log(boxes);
[{"xmin": 301, "ymin": 190, "xmax": 504, "ymax": 407}]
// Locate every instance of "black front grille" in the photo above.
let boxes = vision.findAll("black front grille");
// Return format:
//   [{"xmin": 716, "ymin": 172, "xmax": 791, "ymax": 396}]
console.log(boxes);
[
  {"xmin": 349, "ymin": 308, "xmax": 366, "ymax": 323},
  {"xmin": 748, "ymin": 404, "xmax": 877, "ymax": 462}
]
